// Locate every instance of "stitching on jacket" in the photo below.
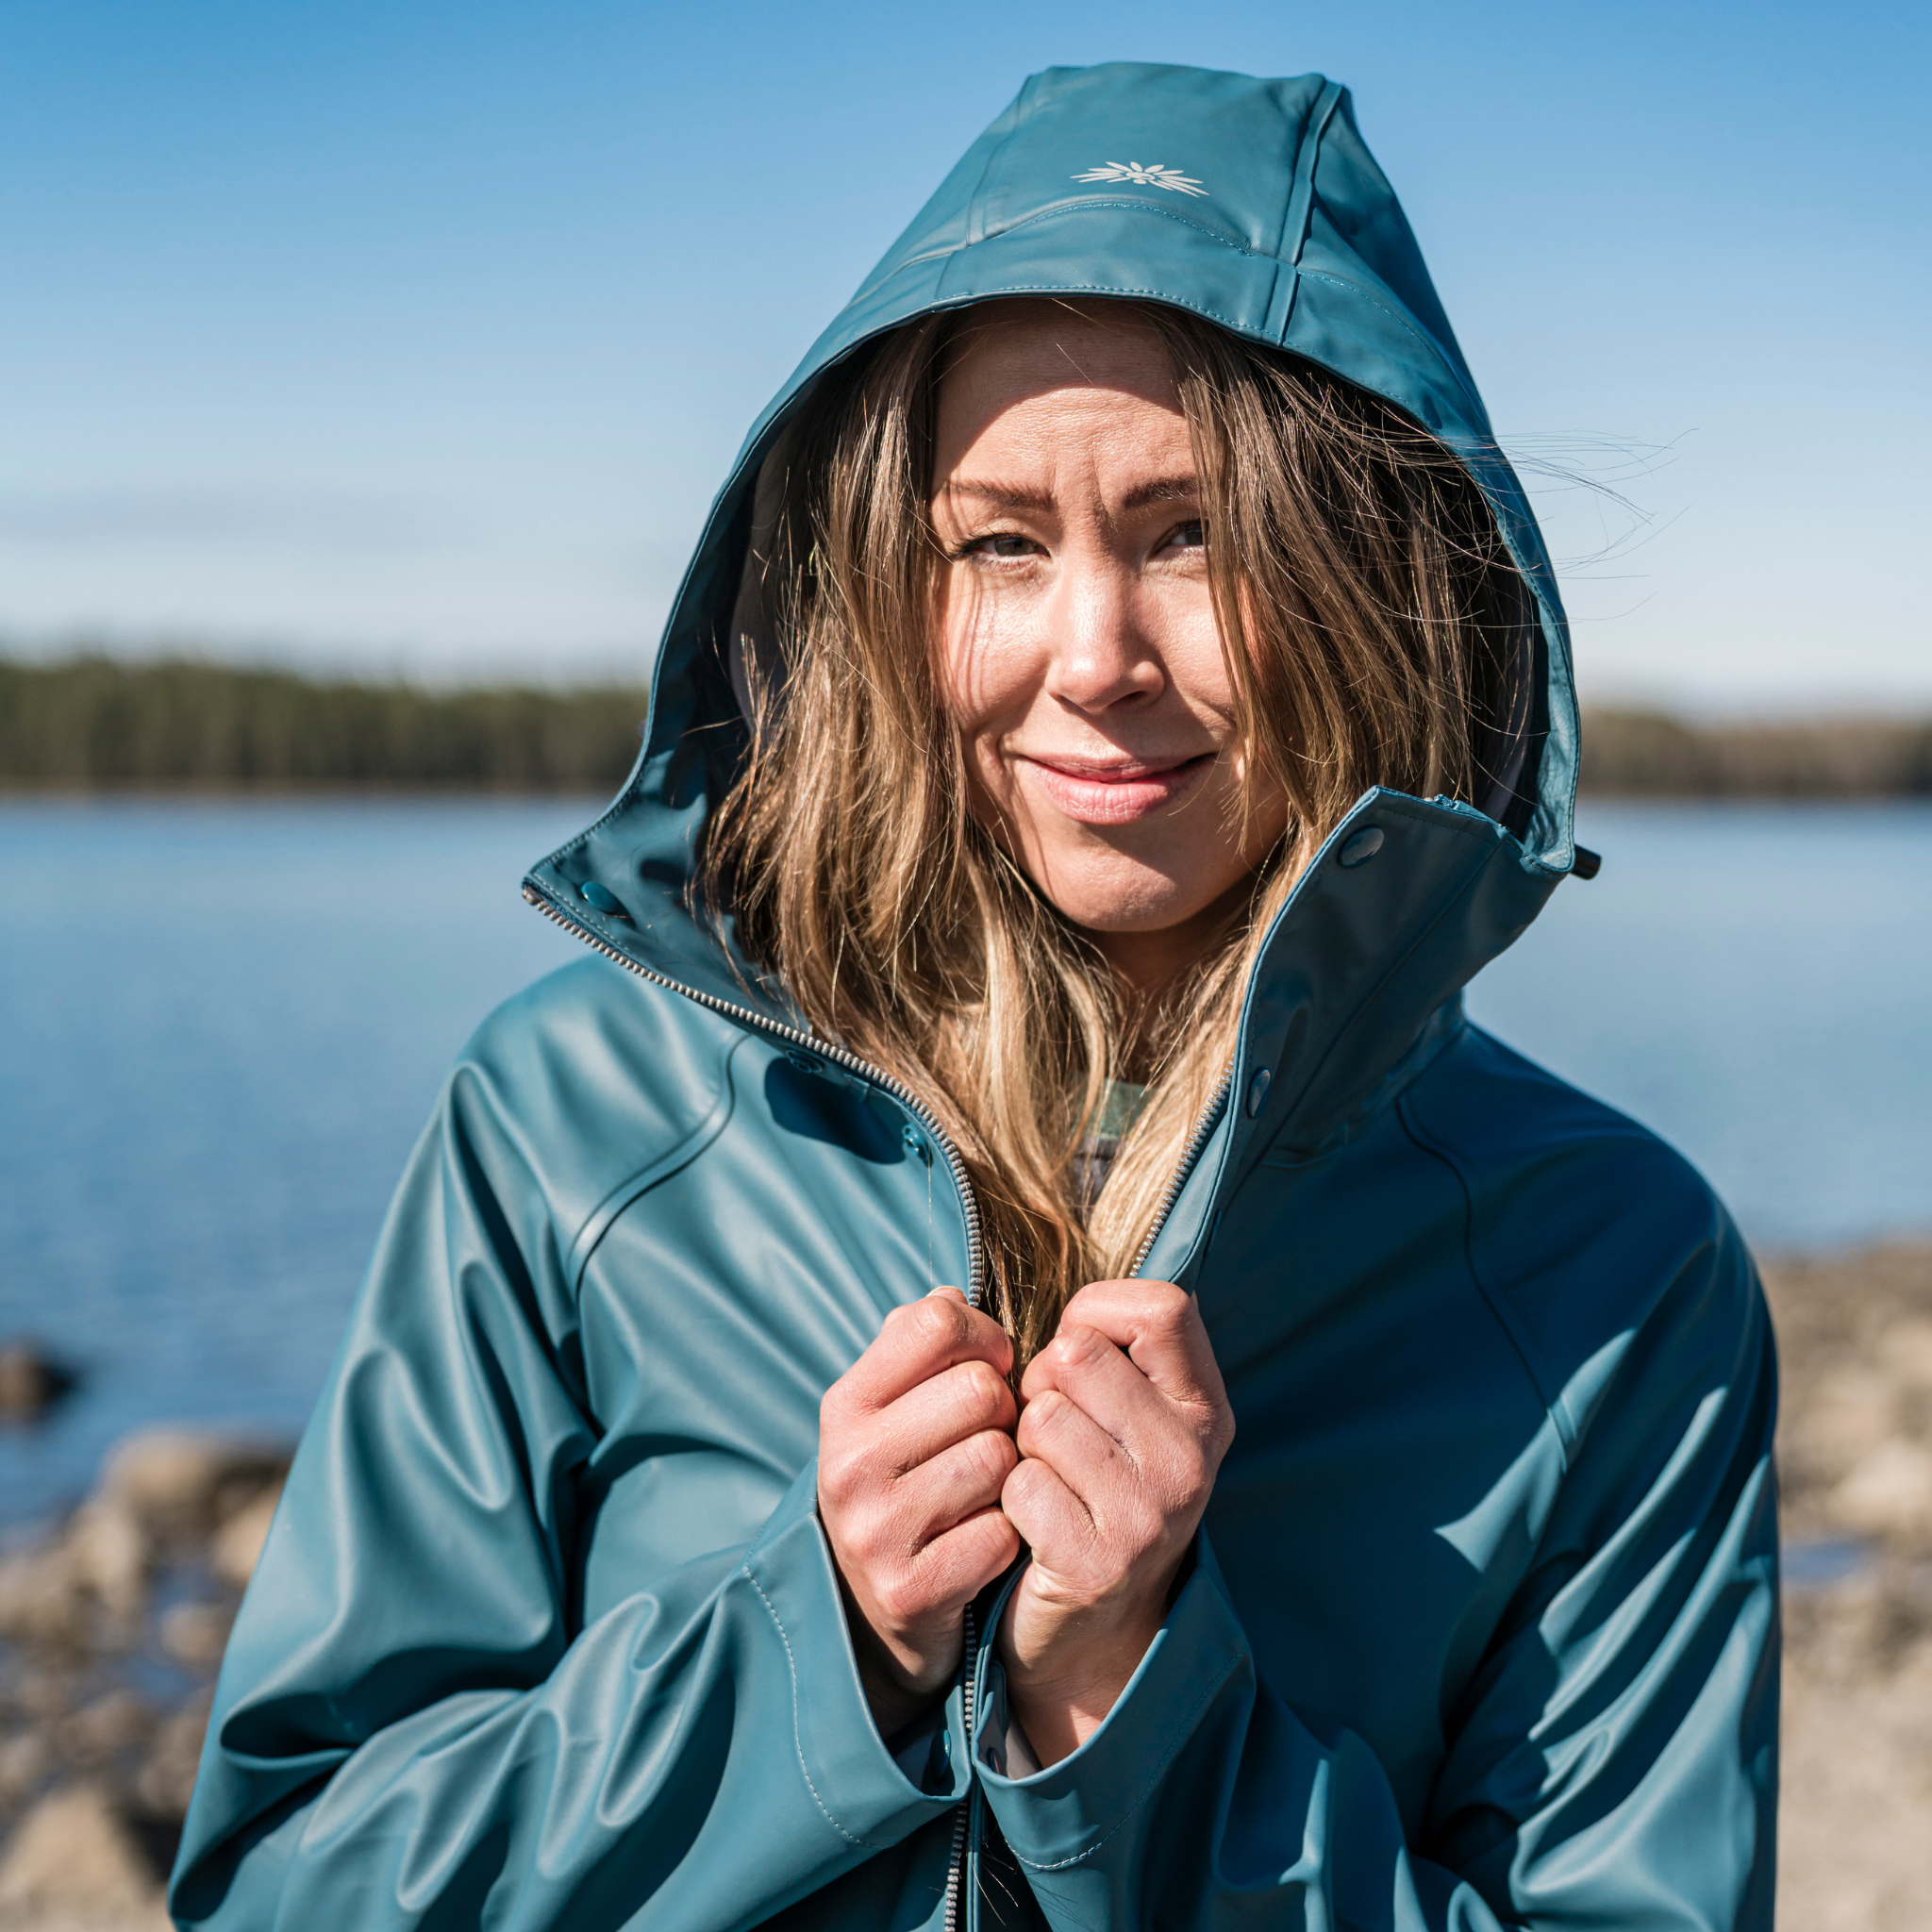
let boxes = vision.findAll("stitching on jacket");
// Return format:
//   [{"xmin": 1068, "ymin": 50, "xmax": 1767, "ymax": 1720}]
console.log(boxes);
[
  {"xmin": 1293, "ymin": 269, "xmax": 1485, "ymax": 419},
  {"xmin": 1000, "ymin": 1647, "xmax": 1244, "ymax": 1871},
  {"xmin": 741, "ymin": 1562, "xmax": 880, "ymax": 1850},
  {"xmin": 992, "ymin": 197, "xmax": 1268, "ymax": 258},
  {"xmin": 924, "ymin": 281, "xmax": 1253, "ymax": 333}
]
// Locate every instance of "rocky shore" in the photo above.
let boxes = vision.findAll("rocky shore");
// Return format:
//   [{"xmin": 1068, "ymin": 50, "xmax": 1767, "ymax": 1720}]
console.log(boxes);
[
  {"xmin": 0, "ymin": 1430, "xmax": 288, "ymax": 1930},
  {"xmin": 0, "ymin": 1242, "xmax": 1927, "ymax": 1929},
  {"xmin": 1762, "ymin": 1242, "xmax": 1932, "ymax": 1930}
]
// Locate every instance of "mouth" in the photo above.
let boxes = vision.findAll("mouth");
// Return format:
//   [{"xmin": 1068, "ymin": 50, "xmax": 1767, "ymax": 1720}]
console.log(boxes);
[{"xmin": 1018, "ymin": 751, "xmax": 1216, "ymax": 825}]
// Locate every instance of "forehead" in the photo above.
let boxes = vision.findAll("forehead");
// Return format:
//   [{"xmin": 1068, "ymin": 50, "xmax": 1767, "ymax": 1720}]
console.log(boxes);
[{"xmin": 933, "ymin": 304, "xmax": 1187, "ymax": 477}]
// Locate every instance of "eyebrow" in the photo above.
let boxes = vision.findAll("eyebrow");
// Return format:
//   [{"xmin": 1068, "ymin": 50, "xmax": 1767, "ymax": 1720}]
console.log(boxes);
[{"xmin": 939, "ymin": 475, "xmax": 1201, "ymax": 514}]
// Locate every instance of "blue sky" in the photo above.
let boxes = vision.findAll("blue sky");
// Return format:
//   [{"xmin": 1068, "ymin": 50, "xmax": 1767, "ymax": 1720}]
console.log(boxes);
[{"xmin": 4, "ymin": 0, "xmax": 1927, "ymax": 709}]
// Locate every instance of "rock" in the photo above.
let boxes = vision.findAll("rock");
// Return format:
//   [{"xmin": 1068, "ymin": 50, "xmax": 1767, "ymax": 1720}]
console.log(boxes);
[
  {"xmin": 0, "ymin": 1503, "xmax": 150, "ymax": 1645},
  {"xmin": 1800, "ymin": 1362, "xmax": 1901, "ymax": 1470},
  {"xmin": 57, "ymin": 1692, "xmax": 152, "ymax": 1773},
  {"xmin": 131, "ymin": 1699, "xmax": 208, "ymax": 1824},
  {"xmin": 0, "ymin": 1547, "xmax": 84, "ymax": 1651},
  {"xmin": 209, "ymin": 1481, "xmax": 282, "ymax": 1591},
  {"xmin": 63, "ymin": 1502, "xmax": 149, "ymax": 1624},
  {"xmin": 99, "ymin": 1429, "xmax": 289, "ymax": 1544},
  {"xmin": 0, "ymin": 1783, "xmax": 166, "ymax": 1924},
  {"xmin": 1882, "ymin": 1316, "xmax": 1932, "ymax": 1391},
  {"xmin": 1831, "ymin": 1439, "xmax": 1932, "ymax": 1538},
  {"xmin": 0, "ymin": 1343, "xmax": 75, "ymax": 1424},
  {"xmin": 0, "ymin": 1733, "xmax": 51, "ymax": 1807},
  {"xmin": 159, "ymin": 1603, "xmax": 233, "ymax": 1672},
  {"xmin": 9, "ymin": 1666, "xmax": 73, "ymax": 1725}
]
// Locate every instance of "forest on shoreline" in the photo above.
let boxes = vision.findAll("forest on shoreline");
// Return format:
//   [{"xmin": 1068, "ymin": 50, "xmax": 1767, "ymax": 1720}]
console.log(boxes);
[{"xmin": 3, "ymin": 654, "xmax": 1929, "ymax": 797}]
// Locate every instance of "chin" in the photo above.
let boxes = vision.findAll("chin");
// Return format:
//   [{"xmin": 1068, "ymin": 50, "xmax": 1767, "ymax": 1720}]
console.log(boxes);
[{"xmin": 1039, "ymin": 859, "xmax": 1224, "ymax": 937}]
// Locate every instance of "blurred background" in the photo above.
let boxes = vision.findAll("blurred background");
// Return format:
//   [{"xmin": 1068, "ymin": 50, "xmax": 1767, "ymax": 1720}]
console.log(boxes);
[{"xmin": 0, "ymin": 2, "xmax": 1927, "ymax": 1922}]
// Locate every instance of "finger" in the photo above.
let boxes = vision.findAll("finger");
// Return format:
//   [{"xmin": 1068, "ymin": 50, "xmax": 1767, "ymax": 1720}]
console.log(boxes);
[
  {"xmin": 915, "ymin": 1505, "xmax": 1023, "ymax": 1607},
  {"xmin": 1013, "ymin": 1386, "xmax": 1142, "ymax": 1527},
  {"xmin": 1055, "ymin": 1279, "xmax": 1226, "ymax": 1413},
  {"xmin": 831, "ymin": 1288, "xmax": 1014, "ymax": 1418},
  {"xmin": 879, "ymin": 1356, "xmax": 1017, "ymax": 1474},
  {"xmin": 1021, "ymin": 1323, "xmax": 1174, "ymax": 1463},
  {"xmin": 999, "ymin": 1449, "xmax": 1095, "ymax": 1568},
  {"xmin": 895, "ymin": 1426, "xmax": 1020, "ymax": 1538}
]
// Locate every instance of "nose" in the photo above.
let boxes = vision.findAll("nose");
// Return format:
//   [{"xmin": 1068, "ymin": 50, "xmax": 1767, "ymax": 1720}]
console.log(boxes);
[{"xmin": 1041, "ymin": 545, "xmax": 1164, "ymax": 713}]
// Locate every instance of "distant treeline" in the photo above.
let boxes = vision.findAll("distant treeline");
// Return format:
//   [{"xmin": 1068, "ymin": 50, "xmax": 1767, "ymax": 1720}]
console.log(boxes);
[
  {"xmin": 1579, "ymin": 708, "xmax": 1932, "ymax": 798},
  {"xmin": 0, "ymin": 656, "xmax": 649, "ymax": 791},
  {"xmin": 1, "ymin": 655, "xmax": 1928, "ymax": 797}
]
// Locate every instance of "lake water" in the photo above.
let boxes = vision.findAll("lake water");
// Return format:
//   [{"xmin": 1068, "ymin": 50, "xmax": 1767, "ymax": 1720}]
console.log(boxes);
[{"xmin": 2, "ymin": 797, "xmax": 1927, "ymax": 1529}]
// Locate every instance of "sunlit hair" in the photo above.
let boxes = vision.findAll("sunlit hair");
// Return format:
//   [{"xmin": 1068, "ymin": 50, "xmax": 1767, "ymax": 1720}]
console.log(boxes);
[{"xmin": 704, "ymin": 300, "xmax": 1534, "ymax": 1371}]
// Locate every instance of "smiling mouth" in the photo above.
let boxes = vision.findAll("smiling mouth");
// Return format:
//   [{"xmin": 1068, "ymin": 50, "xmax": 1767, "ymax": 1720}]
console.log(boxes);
[{"xmin": 1020, "ymin": 752, "xmax": 1216, "ymax": 824}]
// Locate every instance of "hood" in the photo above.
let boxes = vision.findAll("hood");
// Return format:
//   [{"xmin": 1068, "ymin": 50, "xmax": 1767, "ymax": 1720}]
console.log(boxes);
[{"xmin": 525, "ymin": 60, "xmax": 1582, "ymax": 1174}]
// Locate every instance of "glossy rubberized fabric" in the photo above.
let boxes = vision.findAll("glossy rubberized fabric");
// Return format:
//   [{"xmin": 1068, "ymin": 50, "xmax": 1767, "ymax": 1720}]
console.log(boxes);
[{"xmin": 171, "ymin": 62, "xmax": 1776, "ymax": 1932}]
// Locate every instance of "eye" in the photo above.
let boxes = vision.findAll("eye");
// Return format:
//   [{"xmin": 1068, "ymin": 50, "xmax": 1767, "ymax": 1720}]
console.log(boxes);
[
  {"xmin": 960, "ymin": 532, "xmax": 1042, "ymax": 561},
  {"xmin": 1161, "ymin": 520, "xmax": 1206, "ymax": 553}
]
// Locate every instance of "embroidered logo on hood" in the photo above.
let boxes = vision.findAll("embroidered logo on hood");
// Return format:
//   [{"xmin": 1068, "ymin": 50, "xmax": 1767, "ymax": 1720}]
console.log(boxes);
[{"xmin": 1073, "ymin": 159, "xmax": 1208, "ymax": 196}]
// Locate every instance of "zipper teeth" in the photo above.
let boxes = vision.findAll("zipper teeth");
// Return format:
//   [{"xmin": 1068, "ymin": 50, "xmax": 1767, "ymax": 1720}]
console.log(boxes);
[
  {"xmin": 941, "ymin": 1599, "xmax": 979, "ymax": 1932},
  {"xmin": 524, "ymin": 885, "xmax": 986, "ymax": 1308},
  {"xmin": 1126, "ymin": 1064, "xmax": 1234, "ymax": 1277}
]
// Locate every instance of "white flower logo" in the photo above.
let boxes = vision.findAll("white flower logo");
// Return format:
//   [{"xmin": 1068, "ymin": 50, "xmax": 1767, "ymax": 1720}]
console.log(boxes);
[{"xmin": 1072, "ymin": 159, "xmax": 1208, "ymax": 198}]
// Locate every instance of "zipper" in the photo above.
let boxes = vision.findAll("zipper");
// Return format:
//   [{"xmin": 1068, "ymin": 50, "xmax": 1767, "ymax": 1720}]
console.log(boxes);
[
  {"xmin": 528, "ymin": 882, "xmax": 1231, "ymax": 1932},
  {"xmin": 526, "ymin": 883, "xmax": 994, "ymax": 1929},
  {"xmin": 524, "ymin": 885, "xmax": 985, "ymax": 1303},
  {"xmin": 1126, "ymin": 1064, "xmax": 1234, "ymax": 1277},
  {"xmin": 940, "ymin": 1598, "xmax": 977, "ymax": 1932}
]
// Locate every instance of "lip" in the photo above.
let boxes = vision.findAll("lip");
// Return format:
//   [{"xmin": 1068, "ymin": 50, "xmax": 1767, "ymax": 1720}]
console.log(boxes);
[{"xmin": 1017, "ymin": 751, "xmax": 1215, "ymax": 825}]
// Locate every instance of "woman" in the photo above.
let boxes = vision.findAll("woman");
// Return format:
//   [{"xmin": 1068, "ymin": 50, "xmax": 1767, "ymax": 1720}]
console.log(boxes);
[{"xmin": 172, "ymin": 61, "xmax": 1777, "ymax": 1932}]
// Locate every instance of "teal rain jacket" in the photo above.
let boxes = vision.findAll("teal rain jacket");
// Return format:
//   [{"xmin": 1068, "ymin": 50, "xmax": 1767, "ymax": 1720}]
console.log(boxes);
[{"xmin": 171, "ymin": 62, "xmax": 1777, "ymax": 1932}]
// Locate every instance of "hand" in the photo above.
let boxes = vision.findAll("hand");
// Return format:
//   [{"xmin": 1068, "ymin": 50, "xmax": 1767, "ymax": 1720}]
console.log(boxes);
[
  {"xmin": 996, "ymin": 1279, "xmax": 1234, "ymax": 1767},
  {"xmin": 818, "ymin": 1288, "xmax": 1023, "ymax": 1739}
]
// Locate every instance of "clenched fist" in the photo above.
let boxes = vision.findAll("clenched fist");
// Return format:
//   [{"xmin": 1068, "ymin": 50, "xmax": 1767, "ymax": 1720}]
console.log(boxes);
[
  {"xmin": 818, "ymin": 1288, "xmax": 1023, "ymax": 1738},
  {"xmin": 997, "ymin": 1279, "xmax": 1234, "ymax": 1766}
]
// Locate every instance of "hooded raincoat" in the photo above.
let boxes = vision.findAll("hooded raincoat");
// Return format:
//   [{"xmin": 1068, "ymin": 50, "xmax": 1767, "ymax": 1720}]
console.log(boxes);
[{"xmin": 171, "ymin": 62, "xmax": 1778, "ymax": 1932}]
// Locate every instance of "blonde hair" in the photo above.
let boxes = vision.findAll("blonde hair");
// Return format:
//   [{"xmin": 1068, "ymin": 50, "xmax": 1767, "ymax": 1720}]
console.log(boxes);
[{"xmin": 705, "ymin": 300, "xmax": 1532, "ymax": 1370}]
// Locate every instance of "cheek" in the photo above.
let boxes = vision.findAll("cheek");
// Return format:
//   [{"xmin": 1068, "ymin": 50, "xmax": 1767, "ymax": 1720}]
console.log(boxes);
[
  {"xmin": 936, "ymin": 578, "xmax": 1041, "ymax": 799},
  {"xmin": 1157, "ymin": 591, "xmax": 1238, "ymax": 723}
]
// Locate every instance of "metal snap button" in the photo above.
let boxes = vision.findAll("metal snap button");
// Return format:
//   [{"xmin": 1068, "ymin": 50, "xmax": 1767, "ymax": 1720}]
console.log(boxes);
[
  {"xmin": 1246, "ymin": 1067, "xmax": 1273, "ymax": 1118},
  {"xmin": 1337, "ymin": 826, "xmax": 1384, "ymax": 868},
  {"xmin": 578, "ymin": 881, "xmax": 627, "ymax": 915}
]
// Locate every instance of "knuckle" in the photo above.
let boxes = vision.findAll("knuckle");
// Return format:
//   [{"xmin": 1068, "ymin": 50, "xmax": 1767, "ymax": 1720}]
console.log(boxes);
[
  {"xmin": 968, "ymin": 1426, "xmax": 1019, "ymax": 1485},
  {"xmin": 817, "ymin": 1443, "xmax": 864, "ymax": 1502},
  {"xmin": 960, "ymin": 1357, "xmax": 1007, "ymax": 1415},
  {"xmin": 910, "ymin": 1298, "xmax": 967, "ymax": 1352},
  {"xmin": 1050, "ymin": 1328, "xmax": 1100, "ymax": 1372}
]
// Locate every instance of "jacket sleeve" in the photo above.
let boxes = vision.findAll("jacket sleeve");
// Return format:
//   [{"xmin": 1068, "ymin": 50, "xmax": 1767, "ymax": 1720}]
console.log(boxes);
[
  {"xmin": 168, "ymin": 1060, "xmax": 968, "ymax": 1932},
  {"xmin": 970, "ymin": 1228, "xmax": 1779, "ymax": 1931}
]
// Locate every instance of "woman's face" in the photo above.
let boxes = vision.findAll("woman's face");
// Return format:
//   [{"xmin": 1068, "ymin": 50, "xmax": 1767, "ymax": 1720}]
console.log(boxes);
[{"xmin": 930, "ymin": 308, "xmax": 1288, "ymax": 991}]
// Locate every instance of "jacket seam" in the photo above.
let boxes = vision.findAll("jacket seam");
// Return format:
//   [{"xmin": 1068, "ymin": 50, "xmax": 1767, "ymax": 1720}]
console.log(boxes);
[
  {"xmin": 1396, "ymin": 1090, "xmax": 1573, "ymax": 1464},
  {"xmin": 998, "ymin": 1646, "xmax": 1243, "ymax": 1871},
  {"xmin": 564, "ymin": 1033, "xmax": 745, "ymax": 1294},
  {"xmin": 1293, "ymin": 269, "xmax": 1486, "ymax": 418},
  {"xmin": 991, "ymin": 196, "xmax": 1268, "ymax": 257},
  {"xmin": 961, "ymin": 73, "xmax": 1031, "ymax": 251},
  {"xmin": 926, "ymin": 282, "xmax": 1256, "ymax": 333},
  {"xmin": 741, "ymin": 1562, "xmax": 881, "ymax": 1851}
]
